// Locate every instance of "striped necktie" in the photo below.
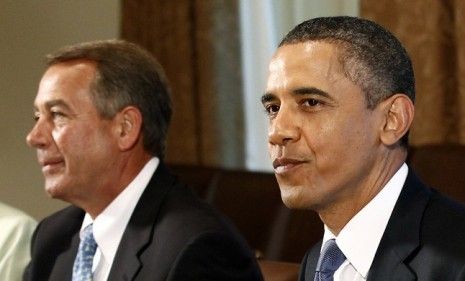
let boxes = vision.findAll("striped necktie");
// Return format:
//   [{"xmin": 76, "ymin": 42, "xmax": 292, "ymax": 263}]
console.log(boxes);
[
  {"xmin": 72, "ymin": 223, "xmax": 98, "ymax": 281},
  {"xmin": 314, "ymin": 239, "xmax": 346, "ymax": 281}
]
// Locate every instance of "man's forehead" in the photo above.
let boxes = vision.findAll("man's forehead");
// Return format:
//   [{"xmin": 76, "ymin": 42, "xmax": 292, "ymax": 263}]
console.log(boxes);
[
  {"xmin": 273, "ymin": 41, "xmax": 339, "ymax": 58},
  {"xmin": 270, "ymin": 42, "xmax": 343, "ymax": 74},
  {"xmin": 44, "ymin": 60, "xmax": 97, "ymax": 80},
  {"xmin": 267, "ymin": 42, "xmax": 346, "ymax": 87},
  {"xmin": 39, "ymin": 61, "xmax": 96, "ymax": 92},
  {"xmin": 34, "ymin": 62, "xmax": 96, "ymax": 108}
]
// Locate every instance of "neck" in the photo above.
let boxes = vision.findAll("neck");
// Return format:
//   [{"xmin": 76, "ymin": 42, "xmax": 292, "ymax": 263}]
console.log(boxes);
[
  {"xmin": 78, "ymin": 151, "xmax": 153, "ymax": 219},
  {"xmin": 319, "ymin": 148, "xmax": 407, "ymax": 236}
]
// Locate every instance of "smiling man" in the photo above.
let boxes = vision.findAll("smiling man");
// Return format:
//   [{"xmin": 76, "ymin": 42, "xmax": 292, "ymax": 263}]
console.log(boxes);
[
  {"xmin": 24, "ymin": 40, "xmax": 262, "ymax": 281},
  {"xmin": 262, "ymin": 16, "xmax": 465, "ymax": 281}
]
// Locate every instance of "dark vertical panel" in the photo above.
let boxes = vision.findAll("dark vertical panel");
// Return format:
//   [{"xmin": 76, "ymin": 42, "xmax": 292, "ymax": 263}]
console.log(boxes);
[
  {"xmin": 121, "ymin": 0, "xmax": 199, "ymax": 164},
  {"xmin": 121, "ymin": 0, "xmax": 245, "ymax": 167},
  {"xmin": 195, "ymin": 0, "xmax": 245, "ymax": 168}
]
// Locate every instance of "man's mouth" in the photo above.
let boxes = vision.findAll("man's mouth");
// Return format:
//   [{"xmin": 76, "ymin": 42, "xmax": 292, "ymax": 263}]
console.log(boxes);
[
  {"xmin": 272, "ymin": 157, "xmax": 306, "ymax": 174},
  {"xmin": 39, "ymin": 158, "xmax": 64, "ymax": 174}
]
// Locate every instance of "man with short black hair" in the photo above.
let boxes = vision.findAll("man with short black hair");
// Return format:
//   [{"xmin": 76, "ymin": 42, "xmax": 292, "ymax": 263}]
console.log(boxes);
[{"xmin": 262, "ymin": 16, "xmax": 465, "ymax": 280}]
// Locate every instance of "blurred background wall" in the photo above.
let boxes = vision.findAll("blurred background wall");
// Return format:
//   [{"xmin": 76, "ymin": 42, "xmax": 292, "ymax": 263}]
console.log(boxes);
[
  {"xmin": 0, "ymin": 1, "xmax": 121, "ymax": 219},
  {"xmin": 2, "ymin": 0, "xmax": 465, "ymax": 220},
  {"xmin": 1, "ymin": 0, "xmax": 358, "ymax": 219}
]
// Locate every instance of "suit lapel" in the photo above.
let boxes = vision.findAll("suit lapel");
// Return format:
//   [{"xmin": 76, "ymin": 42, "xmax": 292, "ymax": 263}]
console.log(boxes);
[
  {"xmin": 107, "ymin": 162, "xmax": 176, "ymax": 281},
  {"xmin": 368, "ymin": 170, "xmax": 431, "ymax": 281},
  {"xmin": 299, "ymin": 241, "xmax": 321, "ymax": 281},
  {"xmin": 49, "ymin": 231, "xmax": 80, "ymax": 280},
  {"xmin": 47, "ymin": 206, "xmax": 85, "ymax": 281}
]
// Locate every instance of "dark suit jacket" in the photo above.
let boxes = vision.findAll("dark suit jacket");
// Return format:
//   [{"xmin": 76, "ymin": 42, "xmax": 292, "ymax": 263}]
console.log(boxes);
[
  {"xmin": 299, "ymin": 170, "xmax": 465, "ymax": 281},
  {"xmin": 24, "ymin": 163, "xmax": 263, "ymax": 281}
]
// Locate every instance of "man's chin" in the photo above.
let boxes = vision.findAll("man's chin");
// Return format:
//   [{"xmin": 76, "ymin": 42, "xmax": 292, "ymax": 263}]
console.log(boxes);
[
  {"xmin": 280, "ymin": 186, "xmax": 310, "ymax": 210},
  {"xmin": 45, "ymin": 183, "xmax": 65, "ymax": 200}
]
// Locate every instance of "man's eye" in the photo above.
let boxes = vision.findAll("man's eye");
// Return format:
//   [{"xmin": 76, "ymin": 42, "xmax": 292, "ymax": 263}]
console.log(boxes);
[
  {"xmin": 303, "ymin": 99, "xmax": 320, "ymax": 106},
  {"xmin": 51, "ymin": 111, "xmax": 66, "ymax": 119},
  {"xmin": 264, "ymin": 104, "xmax": 280, "ymax": 115},
  {"xmin": 33, "ymin": 113, "xmax": 40, "ymax": 122}
]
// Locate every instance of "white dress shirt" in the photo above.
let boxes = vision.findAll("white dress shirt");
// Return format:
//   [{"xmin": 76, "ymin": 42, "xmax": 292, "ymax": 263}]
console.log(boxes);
[
  {"xmin": 79, "ymin": 157, "xmax": 159, "ymax": 281},
  {"xmin": 320, "ymin": 163, "xmax": 408, "ymax": 281}
]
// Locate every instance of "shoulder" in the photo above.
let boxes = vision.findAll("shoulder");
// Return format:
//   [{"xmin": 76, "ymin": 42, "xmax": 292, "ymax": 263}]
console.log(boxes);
[
  {"xmin": 32, "ymin": 205, "xmax": 83, "ymax": 247},
  {"xmin": 36, "ymin": 205, "xmax": 83, "ymax": 230},
  {"xmin": 166, "ymin": 230, "xmax": 263, "ymax": 281},
  {"xmin": 374, "ymin": 171, "xmax": 465, "ymax": 278},
  {"xmin": 155, "ymin": 180, "xmax": 246, "ymax": 246},
  {"xmin": 0, "ymin": 202, "xmax": 36, "ymax": 224},
  {"xmin": 402, "ymin": 171, "xmax": 465, "ymax": 250},
  {"xmin": 0, "ymin": 203, "xmax": 36, "ymax": 281},
  {"xmin": 0, "ymin": 202, "xmax": 37, "ymax": 238},
  {"xmin": 412, "ymin": 187, "xmax": 465, "ymax": 274},
  {"xmin": 421, "ymin": 190, "xmax": 465, "ymax": 242},
  {"xmin": 136, "ymin": 166, "xmax": 261, "ymax": 279},
  {"xmin": 149, "ymin": 163, "xmax": 243, "ymax": 237}
]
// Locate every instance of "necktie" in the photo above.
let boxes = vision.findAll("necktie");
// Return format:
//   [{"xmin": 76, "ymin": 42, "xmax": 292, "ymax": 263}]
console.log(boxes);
[
  {"xmin": 314, "ymin": 239, "xmax": 346, "ymax": 281},
  {"xmin": 72, "ymin": 224, "xmax": 98, "ymax": 281}
]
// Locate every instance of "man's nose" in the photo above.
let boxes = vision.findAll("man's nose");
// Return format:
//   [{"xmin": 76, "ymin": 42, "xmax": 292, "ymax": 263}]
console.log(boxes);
[
  {"xmin": 26, "ymin": 119, "xmax": 50, "ymax": 149},
  {"xmin": 268, "ymin": 108, "xmax": 299, "ymax": 146}
]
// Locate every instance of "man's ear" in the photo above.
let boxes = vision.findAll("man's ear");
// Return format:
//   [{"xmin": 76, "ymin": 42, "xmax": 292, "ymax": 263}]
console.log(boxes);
[
  {"xmin": 113, "ymin": 106, "xmax": 143, "ymax": 151},
  {"xmin": 379, "ymin": 94, "xmax": 414, "ymax": 146}
]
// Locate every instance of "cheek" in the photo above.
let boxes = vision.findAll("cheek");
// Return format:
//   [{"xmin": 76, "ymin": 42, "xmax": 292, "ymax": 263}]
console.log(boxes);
[
  {"xmin": 301, "ymin": 119, "xmax": 338, "ymax": 150},
  {"xmin": 52, "ymin": 127, "xmax": 97, "ymax": 157},
  {"xmin": 51, "ymin": 128, "xmax": 73, "ymax": 153},
  {"xmin": 325, "ymin": 111, "xmax": 365, "ymax": 142},
  {"xmin": 304, "ymin": 118, "xmax": 357, "ymax": 165},
  {"xmin": 267, "ymin": 143, "xmax": 274, "ymax": 157},
  {"xmin": 322, "ymin": 117, "xmax": 375, "ymax": 168}
]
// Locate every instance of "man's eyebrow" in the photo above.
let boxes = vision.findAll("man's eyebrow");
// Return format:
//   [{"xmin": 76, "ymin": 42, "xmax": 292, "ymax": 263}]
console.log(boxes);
[
  {"xmin": 261, "ymin": 93, "xmax": 276, "ymax": 104},
  {"xmin": 44, "ymin": 99, "xmax": 71, "ymax": 110},
  {"xmin": 32, "ymin": 99, "xmax": 72, "ymax": 113},
  {"xmin": 293, "ymin": 87, "xmax": 333, "ymax": 100},
  {"xmin": 261, "ymin": 87, "xmax": 335, "ymax": 104}
]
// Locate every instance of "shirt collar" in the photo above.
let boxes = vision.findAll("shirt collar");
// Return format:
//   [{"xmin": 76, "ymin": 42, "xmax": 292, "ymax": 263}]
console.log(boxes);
[
  {"xmin": 81, "ymin": 157, "xmax": 159, "ymax": 264},
  {"xmin": 321, "ymin": 163, "xmax": 408, "ymax": 278}
]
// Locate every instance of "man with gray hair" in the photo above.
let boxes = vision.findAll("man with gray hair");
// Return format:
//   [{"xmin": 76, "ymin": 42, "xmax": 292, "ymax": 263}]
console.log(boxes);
[
  {"xmin": 262, "ymin": 16, "xmax": 465, "ymax": 280},
  {"xmin": 25, "ymin": 40, "xmax": 262, "ymax": 281}
]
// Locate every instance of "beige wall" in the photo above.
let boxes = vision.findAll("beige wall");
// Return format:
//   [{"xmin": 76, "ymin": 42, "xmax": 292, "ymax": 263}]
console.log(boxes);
[{"xmin": 0, "ymin": 1, "xmax": 120, "ymax": 220}]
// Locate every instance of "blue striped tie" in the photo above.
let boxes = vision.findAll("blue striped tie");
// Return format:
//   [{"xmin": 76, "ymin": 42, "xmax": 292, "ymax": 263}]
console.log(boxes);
[
  {"xmin": 314, "ymin": 239, "xmax": 346, "ymax": 281},
  {"xmin": 72, "ymin": 224, "xmax": 98, "ymax": 281}
]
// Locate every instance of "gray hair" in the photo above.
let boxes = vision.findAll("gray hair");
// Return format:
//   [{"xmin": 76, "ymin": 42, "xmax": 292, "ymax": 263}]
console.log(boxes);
[{"xmin": 46, "ymin": 39, "xmax": 172, "ymax": 158}]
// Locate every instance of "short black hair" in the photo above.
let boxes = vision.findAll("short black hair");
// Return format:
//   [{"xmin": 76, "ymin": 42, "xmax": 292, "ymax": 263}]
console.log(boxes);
[{"xmin": 280, "ymin": 16, "xmax": 415, "ymax": 146}]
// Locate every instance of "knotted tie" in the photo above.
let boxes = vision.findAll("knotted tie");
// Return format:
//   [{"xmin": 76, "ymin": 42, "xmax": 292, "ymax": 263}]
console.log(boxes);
[
  {"xmin": 314, "ymin": 239, "xmax": 346, "ymax": 281},
  {"xmin": 72, "ymin": 224, "xmax": 98, "ymax": 281}
]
